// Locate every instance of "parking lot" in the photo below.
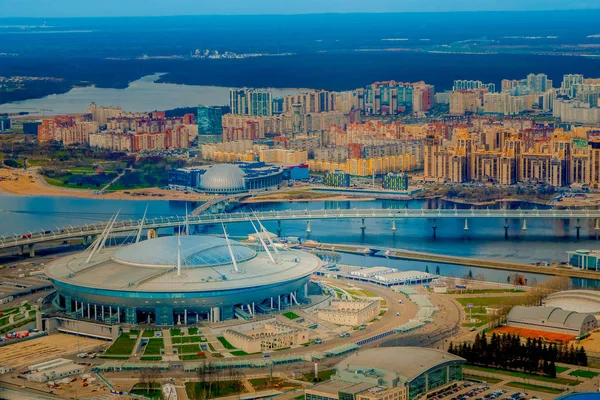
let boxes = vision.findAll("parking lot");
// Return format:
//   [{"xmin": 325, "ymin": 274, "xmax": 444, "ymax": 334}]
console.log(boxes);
[{"xmin": 431, "ymin": 381, "xmax": 537, "ymax": 400}]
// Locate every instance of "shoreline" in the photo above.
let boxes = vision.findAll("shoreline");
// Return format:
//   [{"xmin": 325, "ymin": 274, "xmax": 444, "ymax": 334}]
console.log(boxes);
[{"xmin": 0, "ymin": 169, "xmax": 210, "ymax": 202}]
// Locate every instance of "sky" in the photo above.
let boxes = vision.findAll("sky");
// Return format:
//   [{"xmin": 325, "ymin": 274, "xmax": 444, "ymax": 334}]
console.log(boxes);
[{"xmin": 0, "ymin": 0, "xmax": 599, "ymax": 18}]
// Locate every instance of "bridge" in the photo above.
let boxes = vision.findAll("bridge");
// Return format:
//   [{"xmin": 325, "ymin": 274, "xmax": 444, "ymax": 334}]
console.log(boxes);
[{"xmin": 2, "ymin": 207, "xmax": 600, "ymax": 256}]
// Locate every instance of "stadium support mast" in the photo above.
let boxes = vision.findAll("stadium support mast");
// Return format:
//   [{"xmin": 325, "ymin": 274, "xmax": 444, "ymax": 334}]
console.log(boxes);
[
  {"xmin": 249, "ymin": 218, "xmax": 275, "ymax": 263},
  {"xmin": 135, "ymin": 205, "xmax": 148, "ymax": 243},
  {"xmin": 221, "ymin": 223, "xmax": 239, "ymax": 273},
  {"xmin": 177, "ymin": 229, "xmax": 182, "ymax": 276}
]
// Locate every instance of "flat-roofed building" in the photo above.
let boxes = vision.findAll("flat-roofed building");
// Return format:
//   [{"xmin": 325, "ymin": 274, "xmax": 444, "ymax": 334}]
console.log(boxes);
[
  {"xmin": 316, "ymin": 299, "xmax": 380, "ymax": 327},
  {"xmin": 374, "ymin": 271, "xmax": 434, "ymax": 286},
  {"xmin": 223, "ymin": 321, "xmax": 309, "ymax": 353},
  {"xmin": 349, "ymin": 267, "xmax": 395, "ymax": 278}
]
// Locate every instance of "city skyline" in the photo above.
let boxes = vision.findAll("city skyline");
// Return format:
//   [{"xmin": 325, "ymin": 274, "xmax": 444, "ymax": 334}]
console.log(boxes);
[{"xmin": 0, "ymin": 0, "xmax": 598, "ymax": 18}]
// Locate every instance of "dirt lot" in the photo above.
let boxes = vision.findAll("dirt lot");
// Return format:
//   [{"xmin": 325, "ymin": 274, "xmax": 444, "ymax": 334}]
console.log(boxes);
[{"xmin": 0, "ymin": 334, "xmax": 106, "ymax": 370}]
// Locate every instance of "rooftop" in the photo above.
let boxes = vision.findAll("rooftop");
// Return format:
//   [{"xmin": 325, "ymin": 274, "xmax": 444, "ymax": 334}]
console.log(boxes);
[{"xmin": 335, "ymin": 347, "xmax": 464, "ymax": 383}]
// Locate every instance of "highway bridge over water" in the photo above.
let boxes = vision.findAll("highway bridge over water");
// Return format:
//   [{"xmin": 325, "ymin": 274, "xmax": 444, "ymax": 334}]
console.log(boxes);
[{"xmin": 3, "ymin": 207, "xmax": 600, "ymax": 257}]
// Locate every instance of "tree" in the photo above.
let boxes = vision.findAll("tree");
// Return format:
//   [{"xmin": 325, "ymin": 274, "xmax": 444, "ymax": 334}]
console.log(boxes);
[
  {"xmin": 425, "ymin": 265, "xmax": 430, "ymax": 273},
  {"xmin": 435, "ymin": 265, "xmax": 440, "ymax": 275},
  {"xmin": 467, "ymin": 269, "xmax": 474, "ymax": 279},
  {"xmin": 138, "ymin": 367, "xmax": 161, "ymax": 395}
]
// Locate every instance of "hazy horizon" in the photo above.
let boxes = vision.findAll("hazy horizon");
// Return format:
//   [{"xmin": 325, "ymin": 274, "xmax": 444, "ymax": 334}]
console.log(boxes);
[{"xmin": 1, "ymin": 0, "xmax": 598, "ymax": 18}]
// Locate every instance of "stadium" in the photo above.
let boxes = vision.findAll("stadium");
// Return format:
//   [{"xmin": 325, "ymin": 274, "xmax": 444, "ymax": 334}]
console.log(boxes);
[{"xmin": 45, "ymin": 233, "xmax": 321, "ymax": 325}]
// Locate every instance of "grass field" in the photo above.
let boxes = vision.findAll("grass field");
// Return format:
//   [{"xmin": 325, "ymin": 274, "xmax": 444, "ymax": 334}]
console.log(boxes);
[
  {"xmin": 217, "ymin": 336, "xmax": 236, "ymax": 350},
  {"xmin": 142, "ymin": 330, "xmax": 158, "ymax": 338},
  {"xmin": 555, "ymin": 366, "xmax": 570, "ymax": 374},
  {"xmin": 170, "ymin": 328, "xmax": 183, "ymax": 336},
  {"xmin": 103, "ymin": 332, "xmax": 139, "ymax": 356},
  {"xmin": 465, "ymin": 365, "xmax": 581, "ymax": 386},
  {"xmin": 180, "ymin": 354, "xmax": 207, "ymax": 360},
  {"xmin": 505, "ymin": 382, "xmax": 564, "ymax": 394},
  {"xmin": 143, "ymin": 338, "xmax": 164, "ymax": 356},
  {"xmin": 140, "ymin": 356, "xmax": 162, "ymax": 361},
  {"xmin": 186, "ymin": 381, "xmax": 244, "ymax": 399},
  {"xmin": 175, "ymin": 344, "xmax": 201, "ymax": 354},
  {"xmin": 188, "ymin": 327, "xmax": 199, "ymax": 335},
  {"xmin": 463, "ymin": 374, "xmax": 502, "ymax": 383},
  {"xmin": 302, "ymin": 369, "xmax": 335, "ymax": 382},
  {"xmin": 283, "ymin": 312, "xmax": 300, "ymax": 320},
  {"xmin": 172, "ymin": 336, "xmax": 205, "ymax": 344},
  {"xmin": 569, "ymin": 369, "xmax": 600, "ymax": 379},
  {"xmin": 130, "ymin": 383, "xmax": 162, "ymax": 400},
  {"xmin": 230, "ymin": 350, "xmax": 249, "ymax": 356}
]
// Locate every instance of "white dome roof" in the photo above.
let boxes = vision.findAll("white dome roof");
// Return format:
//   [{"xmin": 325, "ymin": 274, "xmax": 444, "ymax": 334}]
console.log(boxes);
[{"xmin": 200, "ymin": 164, "xmax": 246, "ymax": 193}]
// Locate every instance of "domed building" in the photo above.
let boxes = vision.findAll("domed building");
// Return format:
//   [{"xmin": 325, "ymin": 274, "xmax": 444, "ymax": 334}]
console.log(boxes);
[
  {"xmin": 200, "ymin": 164, "xmax": 246, "ymax": 194},
  {"xmin": 45, "ymin": 234, "xmax": 321, "ymax": 325},
  {"xmin": 169, "ymin": 162, "xmax": 284, "ymax": 194}
]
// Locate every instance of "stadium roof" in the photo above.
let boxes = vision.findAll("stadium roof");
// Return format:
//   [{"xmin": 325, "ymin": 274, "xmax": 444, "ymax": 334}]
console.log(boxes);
[
  {"xmin": 113, "ymin": 235, "xmax": 256, "ymax": 268},
  {"xmin": 46, "ymin": 235, "xmax": 321, "ymax": 293}
]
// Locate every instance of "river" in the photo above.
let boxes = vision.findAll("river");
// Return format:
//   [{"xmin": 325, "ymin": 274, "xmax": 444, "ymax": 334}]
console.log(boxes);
[
  {"xmin": 1, "ymin": 194, "xmax": 598, "ymax": 286},
  {"xmin": 0, "ymin": 74, "xmax": 307, "ymax": 115}
]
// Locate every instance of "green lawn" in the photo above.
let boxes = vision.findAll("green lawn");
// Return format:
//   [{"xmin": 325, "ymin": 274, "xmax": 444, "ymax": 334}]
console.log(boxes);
[
  {"xmin": 505, "ymin": 382, "xmax": 564, "ymax": 394},
  {"xmin": 230, "ymin": 350, "xmax": 249, "ymax": 356},
  {"xmin": 140, "ymin": 356, "xmax": 162, "ymax": 361},
  {"xmin": 217, "ymin": 336, "xmax": 236, "ymax": 350},
  {"xmin": 283, "ymin": 311, "xmax": 300, "ymax": 320},
  {"xmin": 456, "ymin": 297, "xmax": 510, "ymax": 307},
  {"xmin": 180, "ymin": 354, "xmax": 207, "ymax": 360},
  {"xmin": 142, "ymin": 330, "xmax": 158, "ymax": 338},
  {"xmin": 463, "ymin": 374, "xmax": 501, "ymax": 384},
  {"xmin": 302, "ymin": 369, "xmax": 336, "ymax": 382},
  {"xmin": 143, "ymin": 338, "xmax": 164, "ymax": 356},
  {"xmin": 462, "ymin": 313, "xmax": 494, "ymax": 328},
  {"xmin": 208, "ymin": 343, "xmax": 216, "ymax": 352},
  {"xmin": 130, "ymin": 383, "xmax": 162, "ymax": 400},
  {"xmin": 104, "ymin": 332, "xmax": 139, "ymax": 356},
  {"xmin": 170, "ymin": 328, "xmax": 183, "ymax": 336},
  {"xmin": 188, "ymin": 327, "xmax": 199, "ymax": 335},
  {"xmin": 465, "ymin": 365, "xmax": 581, "ymax": 386},
  {"xmin": 569, "ymin": 369, "xmax": 600, "ymax": 379},
  {"xmin": 175, "ymin": 344, "xmax": 201, "ymax": 354},
  {"xmin": 172, "ymin": 336, "xmax": 205, "ymax": 344},
  {"xmin": 556, "ymin": 366, "xmax": 570, "ymax": 374},
  {"xmin": 186, "ymin": 381, "xmax": 244, "ymax": 400}
]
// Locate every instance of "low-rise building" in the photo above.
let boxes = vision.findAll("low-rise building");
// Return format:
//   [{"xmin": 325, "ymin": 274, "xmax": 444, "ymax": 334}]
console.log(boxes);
[
  {"xmin": 316, "ymin": 299, "xmax": 380, "ymax": 326},
  {"xmin": 27, "ymin": 361, "xmax": 84, "ymax": 383},
  {"xmin": 374, "ymin": 271, "xmax": 434, "ymax": 286},
  {"xmin": 506, "ymin": 306, "xmax": 598, "ymax": 337},
  {"xmin": 305, "ymin": 347, "xmax": 465, "ymax": 400},
  {"xmin": 349, "ymin": 267, "xmax": 395, "ymax": 278},
  {"xmin": 223, "ymin": 321, "xmax": 310, "ymax": 353}
]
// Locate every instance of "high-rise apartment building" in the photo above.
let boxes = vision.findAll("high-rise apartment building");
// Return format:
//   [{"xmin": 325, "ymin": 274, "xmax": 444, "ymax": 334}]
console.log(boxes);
[
  {"xmin": 526, "ymin": 73, "xmax": 552, "ymax": 93},
  {"xmin": 453, "ymin": 80, "xmax": 496, "ymax": 93},
  {"xmin": 197, "ymin": 106, "xmax": 223, "ymax": 135},
  {"xmin": 229, "ymin": 89, "xmax": 273, "ymax": 116}
]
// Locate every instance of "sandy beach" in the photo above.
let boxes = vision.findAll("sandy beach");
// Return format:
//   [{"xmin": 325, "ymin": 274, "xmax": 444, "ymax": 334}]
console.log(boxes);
[{"xmin": 0, "ymin": 168, "xmax": 214, "ymax": 202}]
